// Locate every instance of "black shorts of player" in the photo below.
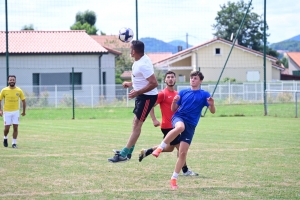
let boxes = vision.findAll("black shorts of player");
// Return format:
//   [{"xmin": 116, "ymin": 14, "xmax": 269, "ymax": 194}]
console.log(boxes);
[
  {"xmin": 161, "ymin": 128, "xmax": 181, "ymax": 146},
  {"xmin": 133, "ymin": 94, "xmax": 158, "ymax": 122}
]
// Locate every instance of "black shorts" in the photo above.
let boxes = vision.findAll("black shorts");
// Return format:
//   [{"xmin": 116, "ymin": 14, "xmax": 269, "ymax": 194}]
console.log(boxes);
[
  {"xmin": 133, "ymin": 94, "xmax": 157, "ymax": 122},
  {"xmin": 161, "ymin": 128, "xmax": 181, "ymax": 146}
]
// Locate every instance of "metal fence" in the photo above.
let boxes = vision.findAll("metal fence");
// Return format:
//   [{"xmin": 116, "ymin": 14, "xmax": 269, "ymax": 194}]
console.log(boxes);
[{"xmin": 17, "ymin": 81, "xmax": 299, "ymax": 107}]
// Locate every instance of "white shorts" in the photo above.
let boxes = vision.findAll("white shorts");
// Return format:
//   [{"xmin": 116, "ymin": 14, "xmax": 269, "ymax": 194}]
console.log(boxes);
[{"xmin": 3, "ymin": 110, "xmax": 20, "ymax": 125}]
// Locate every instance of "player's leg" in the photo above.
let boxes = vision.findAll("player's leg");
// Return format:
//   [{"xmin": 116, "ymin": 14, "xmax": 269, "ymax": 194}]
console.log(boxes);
[
  {"xmin": 11, "ymin": 111, "xmax": 20, "ymax": 148},
  {"xmin": 3, "ymin": 112, "xmax": 12, "ymax": 148},
  {"xmin": 139, "ymin": 128, "xmax": 176, "ymax": 162},
  {"xmin": 152, "ymin": 118, "xmax": 184, "ymax": 157},
  {"xmin": 108, "ymin": 95, "xmax": 157, "ymax": 163},
  {"xmin": 175, "ymin": 144, "xmax": 198, "ymax": 176},
  {"xmin": 170, "ymin": 141, "xmax": 189, "ymax": 189}
]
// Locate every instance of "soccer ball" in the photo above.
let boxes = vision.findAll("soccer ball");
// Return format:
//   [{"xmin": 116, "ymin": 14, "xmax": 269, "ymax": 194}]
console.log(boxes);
[{"xmin": 119, "ymin": 27, "xmax": 134, "ymax": 43}]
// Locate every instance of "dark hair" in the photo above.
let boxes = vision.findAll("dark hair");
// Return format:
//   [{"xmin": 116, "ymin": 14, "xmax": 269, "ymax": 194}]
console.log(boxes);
[
  {"xmin": 190, "ymin": 71, "xmax": 204, "ymax": 80},
  {"xmin": 164, "ymin": 71, "xmax": 176, "ymax": 80},
  {"xmin": 8, "ymin": 75, "xmax": 16, "ymax": 80},
  {"xmin": 131, "ymin": 40, "xmax": 144, "ymax": 54}
]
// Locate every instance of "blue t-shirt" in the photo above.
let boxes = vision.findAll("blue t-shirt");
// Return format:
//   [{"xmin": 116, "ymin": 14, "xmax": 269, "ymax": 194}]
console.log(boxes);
[{"xmin": 173, "ymin": 88, "xmax": 210, "ymax": 126}]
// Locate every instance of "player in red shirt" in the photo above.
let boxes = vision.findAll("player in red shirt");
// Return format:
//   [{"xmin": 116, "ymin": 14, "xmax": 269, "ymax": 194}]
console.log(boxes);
[{"xmin": 139, "ymin": 71, "xmax": 198, "ymax": 176}]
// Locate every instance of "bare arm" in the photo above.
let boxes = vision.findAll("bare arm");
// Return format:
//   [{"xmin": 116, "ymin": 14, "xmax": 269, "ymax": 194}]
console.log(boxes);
[
  {"xmin": 149, "ymin": 103, "xmax": 160, "ymax": 127},
  {"xmin": 171, "ymin": 95, "xmax": 180, "ymax": 112},
  {"xmin": 207, "ymin": 97, "xmax": 216, "ymax": 114},
  {"xmin": 0, "ymin": 100, "xmax": 2, "ymax": 117},
  {"xmin": 21, "ymin": 100, "xmax": 26, "ymax": 116}
]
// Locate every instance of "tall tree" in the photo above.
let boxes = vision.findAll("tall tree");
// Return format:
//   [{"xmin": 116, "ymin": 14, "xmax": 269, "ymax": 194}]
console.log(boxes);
[
  {"xmin": 71, "ymin": 10, "xmax": 102, "ymax": 35},
  {"xmin": 212, "ymin": 0, "xmax": 278, "ymax": 57}
]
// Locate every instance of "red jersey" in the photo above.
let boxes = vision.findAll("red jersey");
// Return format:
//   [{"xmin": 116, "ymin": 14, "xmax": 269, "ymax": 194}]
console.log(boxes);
[{"xmin": 156, "ymin": 88, "xmax": 178, "ymax": 129}]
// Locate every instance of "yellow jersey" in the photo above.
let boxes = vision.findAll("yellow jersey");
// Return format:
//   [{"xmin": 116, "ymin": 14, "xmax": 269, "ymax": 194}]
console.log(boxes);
[{"xmin": 0, "ymin": 87, "xmax": 25, "ymax": 112}]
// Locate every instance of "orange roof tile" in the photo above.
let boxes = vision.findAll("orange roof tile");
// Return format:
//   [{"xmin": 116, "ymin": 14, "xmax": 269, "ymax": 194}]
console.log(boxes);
[
  {"xmin": 90, "ymin": 35, "xmax": 131, "ymax": 50},
  {"xmin": 146, "ymin": 52, "xmax": 173, "ymax": 64},
  {"xmin": 286, "ymin": 52, "xmax": 300, "ymax": 67},
  {"xmin": 0, "ymin": 30, "xmax": 108, "ymax": 54}
]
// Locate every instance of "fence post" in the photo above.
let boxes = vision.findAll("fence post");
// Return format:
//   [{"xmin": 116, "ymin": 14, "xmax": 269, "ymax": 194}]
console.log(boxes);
[
  {"xmin": 55, "ymin": 85, "xmax": 57, "ymax": 108},
  {"xmin": 296, "ymin": 92, "xmax": 298, "ymax": 118},
  {"xmin": 91, "ymin": 85, "xmax": 94, "ymax": 108}
]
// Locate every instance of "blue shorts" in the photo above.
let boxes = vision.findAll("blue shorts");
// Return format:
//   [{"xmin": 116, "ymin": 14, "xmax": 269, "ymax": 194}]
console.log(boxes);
[{"xmin": 172, "ymin": 117, "xmax": 196, "ymax": 145}]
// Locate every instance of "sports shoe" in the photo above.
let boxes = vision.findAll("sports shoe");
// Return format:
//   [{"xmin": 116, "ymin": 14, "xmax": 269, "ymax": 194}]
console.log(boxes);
[
  {"xmin": 3, "ymin": 139, "xmax": 8, "ymax": 147},
  {"xmin": 112, "ymin": 149, "xmax": 131, "ymax": 160},
  {"xmin": 183, "ymin": 169, "xmax": 199, "ymax": 176},
  {"xmin": 12, "ymin": 144, "xmax": 18, "ymax": 149},
  {"xmin": 152, "ymin": 147, "xmax": 163, "ymax": 158},
  {"xmin": 139, "ymin": 149, "xmax": 147, "ymax": 162},
  {"xmin": 170, "ymin": 179, "xmax": 178, "ymax": 189},
  {"xmin": 108, "ymin": 153, "xmax": 128, "ymax": 163}
]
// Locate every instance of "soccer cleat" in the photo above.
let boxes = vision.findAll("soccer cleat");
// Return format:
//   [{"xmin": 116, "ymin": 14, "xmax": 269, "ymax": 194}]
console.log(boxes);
[
  {"xmin": 183, "ymin": 169, "xmax": 199, "ymax": 176},
  {"xmin": 12, "ymin": 144, "xmax": 18, "ymax": 149},
  {"xmin": 152, "ymin": 147, "xmax": 163, "ymax": 158},
  {"xmin": 170, "ymin": 179, "xmax": 178, "ymax": 189},
  {"xmin": 108, "ymin": 153, "xmax": 128, "ymax": 163},
  {"xmin": 139, "ymin": 149, "xmax": 147, "ymax": 162},
  {"xmin": 112, "ymin": 149, "xmax": 131, "ymax": 160},
  {"xmin": 3, "ymin": 139, "xmax": 8, "ymax": 147}
]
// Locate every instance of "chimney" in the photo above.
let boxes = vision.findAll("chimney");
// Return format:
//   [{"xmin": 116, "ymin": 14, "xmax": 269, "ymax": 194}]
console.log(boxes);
[{"xmin": 178, "ymin": 46, "xmax": 183, "ymax": 52}]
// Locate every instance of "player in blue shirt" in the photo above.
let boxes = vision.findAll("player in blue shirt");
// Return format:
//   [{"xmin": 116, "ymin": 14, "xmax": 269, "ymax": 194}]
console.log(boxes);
[{"xmin": 152, "ymin": 71, "xmax": 216, "ymax": 189}]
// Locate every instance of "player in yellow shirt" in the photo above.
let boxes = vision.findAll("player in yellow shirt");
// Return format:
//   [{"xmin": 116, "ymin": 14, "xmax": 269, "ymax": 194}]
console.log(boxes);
[{"xmin": 0, "ymin": 75, "xmax": 26, "ymax": 148}]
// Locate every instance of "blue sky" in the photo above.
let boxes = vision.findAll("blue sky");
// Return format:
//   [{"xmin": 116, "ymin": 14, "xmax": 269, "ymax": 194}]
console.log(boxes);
[{"xmin": 0, "ymin": 0, "xmax": 299, "ymax": 45}]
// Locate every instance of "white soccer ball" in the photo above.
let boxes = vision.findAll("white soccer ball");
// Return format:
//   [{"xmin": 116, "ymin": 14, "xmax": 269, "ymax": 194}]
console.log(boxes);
[{"xmin": 119, "ymin": 27, "xmax": 134, "ymax": 43}]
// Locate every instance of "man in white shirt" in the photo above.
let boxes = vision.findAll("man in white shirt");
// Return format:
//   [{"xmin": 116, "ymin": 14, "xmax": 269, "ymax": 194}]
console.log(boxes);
[{"xmin": 108, "ymin": 40, "xmax": 158, "ymax": 163}]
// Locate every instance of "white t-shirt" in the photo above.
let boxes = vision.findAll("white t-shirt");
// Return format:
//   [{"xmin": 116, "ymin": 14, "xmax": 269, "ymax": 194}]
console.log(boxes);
[{"xmin": 131, "ymin": 54, "xmax": 158, "ymax": 95}]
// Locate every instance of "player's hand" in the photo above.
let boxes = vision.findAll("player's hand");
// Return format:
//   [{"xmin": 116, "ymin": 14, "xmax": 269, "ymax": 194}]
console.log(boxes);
[
  {"xmin": 21, "ymin": 112, "xmax": 26, "ymax": 116},
  {"xmin": 128, "ymin": 89, "xmax": 138, "ymax": 100},
  {"xmin": 152, "ymin": 119, "xmax": 160, "ymax": 127},
  {"xmin": 173, "ymin": 95, "xmax": 180, "ymax": 103},
  {"xmin": 122, "ymin": 81, "xmax": 132, "ymax": 88},
  {"xmin": 207, "ymin": 97, "xmax": 214, "ymax": 106},
  {"xmin": 0, "ymin": 110, "xmax": 2, "ymax": 117}
]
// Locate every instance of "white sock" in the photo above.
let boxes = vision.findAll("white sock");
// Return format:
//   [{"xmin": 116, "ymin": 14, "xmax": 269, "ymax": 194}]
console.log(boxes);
[
  {"xmin": 159, "ymin": 141, "xmax": 167, "ymax": 149},
  {"xmin": 171, "ymin": 172, "xmax": 179, "ymax": 179},
  {"xmin": 12, "ymin": 139, "xmax": 17, "ymax": 144},
  {"xmin": 4, "ymin": 136, "xmax": 8, "ymax": 139}
]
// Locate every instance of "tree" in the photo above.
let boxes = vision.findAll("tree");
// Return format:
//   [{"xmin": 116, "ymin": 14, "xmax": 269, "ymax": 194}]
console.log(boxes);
[
  {"xmin": 21, "ymin": 24, "xmax": 34, "ymax": 30},
  {"xmin": 281, "ymin": 57, "xmax": 289, "ymax": 68},
  {"xmin": 212, "ymin": 0, "xmax": 278, "ymax": 57},
  {"xmin": 70, "ymin": 10, "xmax": 100, "ymax": 35}
]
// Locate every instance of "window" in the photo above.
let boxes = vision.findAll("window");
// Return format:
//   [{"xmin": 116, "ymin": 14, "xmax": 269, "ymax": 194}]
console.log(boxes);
[
  {"xmin": 70, "ymin": 72, "xmax": 82, "ymax": 90},
  {"xmin": 215, "ymin": 48, "xmax": 221, "ymax": 55},
  {"xmin": 33, "ymin": 72, "xmax": 82, "ymax": 91}
]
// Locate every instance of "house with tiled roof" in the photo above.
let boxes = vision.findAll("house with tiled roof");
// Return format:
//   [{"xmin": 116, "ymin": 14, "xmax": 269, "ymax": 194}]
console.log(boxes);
[
  {"xmin": 286, "ymin": 52, "xmax": 300, "ymax": 76},
  {"xmin": 153, "ymin": 38, "xmax": 284, "ymax": 82},
  {"xmin": 0, "ymin": 30, "xmax": 120, "ymax": 104}
]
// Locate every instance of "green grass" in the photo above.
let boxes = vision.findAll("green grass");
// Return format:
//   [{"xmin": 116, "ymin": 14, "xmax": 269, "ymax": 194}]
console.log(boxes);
[{"xmin": 0, "ymin": 106, "xmax": 299, "ymax": 199}]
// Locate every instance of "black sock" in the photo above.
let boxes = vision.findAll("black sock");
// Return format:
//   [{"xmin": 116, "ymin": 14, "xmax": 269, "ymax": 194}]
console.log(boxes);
[
  {"xmin": 145, "ymin": 148, "xmax": 154, "ymax": 156},
  {"xmin": 182, "ymin": 165, "xmax": 188, "ymax": 173}
]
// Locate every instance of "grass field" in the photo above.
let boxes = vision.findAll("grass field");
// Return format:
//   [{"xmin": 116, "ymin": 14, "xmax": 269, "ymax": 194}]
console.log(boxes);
[{"xmin": 0, "ymin": 106, "xmax": 299, "ymax": 199}]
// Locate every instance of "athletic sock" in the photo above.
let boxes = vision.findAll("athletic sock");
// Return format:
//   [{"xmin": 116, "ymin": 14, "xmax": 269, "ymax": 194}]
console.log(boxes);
[
  {"xmin": 4, "ymin": 136, "xmax": 7, "ymax": 139},
  {"xmin": 171, "ymin": 172, "xmax": 179, "ymax": 180},
  {"xmin": 12, "ymin": 139, "xmax": 17, "ymax": 144},
  {"xmin": 145, "ymin": 148, "xmax": 154, "ymax": 156},
  {"xmin": 182, "ymin": 165, "xmax": 188, "ymax": 173},
  {"xmin": 159, "ymin": 141, "xmax": 167, "ymax": 149},
  {"xmin": 120, "ymin": 147, "xmax": 129, "ymax": 157},
  {"xmin": 128, "ymin": 145, "xmax": 135, "ymax": 154}
]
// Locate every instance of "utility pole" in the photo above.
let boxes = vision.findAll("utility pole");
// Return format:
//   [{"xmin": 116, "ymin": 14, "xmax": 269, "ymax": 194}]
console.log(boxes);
[{"xmin": 186, "ymin": 33, "xmax": 188, "ymax": 49}]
